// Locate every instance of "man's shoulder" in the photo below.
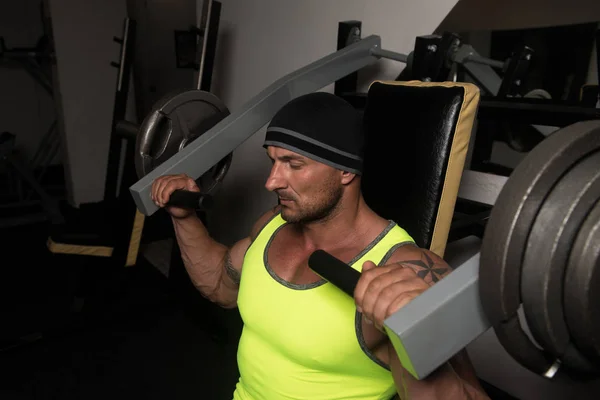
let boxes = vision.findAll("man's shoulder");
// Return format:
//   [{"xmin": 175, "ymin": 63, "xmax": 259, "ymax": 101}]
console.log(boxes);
[{"xmin": 250, "ymin": 205, "xmax": 282, "ymax": 240}]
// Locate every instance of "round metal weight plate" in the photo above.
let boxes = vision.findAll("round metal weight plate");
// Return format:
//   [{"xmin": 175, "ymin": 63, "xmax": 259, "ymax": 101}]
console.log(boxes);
[
  {"xmin": 564, "ymin": 199, "xmax": 600, "ymax": 366},
  {"xmin": 135, "ymin": 89, "xmax": 231, "ymax": 193},
  {"xmin": 520, "ymin": 150, "xmax": 600, "ymax": 373},
  {"xmin": 479, "ymin": 120, "xmax": 600, "ymax": 375}
]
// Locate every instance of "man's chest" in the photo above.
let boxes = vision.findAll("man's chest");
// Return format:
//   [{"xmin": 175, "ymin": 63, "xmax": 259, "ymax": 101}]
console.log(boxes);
[
  {"xmin": 266, "ymin": 228, "xmax": 364, "ymax": 286},
  {"xmin": 251, "ymin": 231, "xmax": 391, "ymax": 365}
]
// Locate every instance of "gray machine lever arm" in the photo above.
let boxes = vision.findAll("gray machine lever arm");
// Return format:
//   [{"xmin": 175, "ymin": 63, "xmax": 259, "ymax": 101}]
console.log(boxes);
[
  {"xmin": 309, "ymin": 242, "xmax": 491, "ymax": 381},
  {"xmin": 129, "ymin": 35, "xmax": 384, "ymax": 216}
]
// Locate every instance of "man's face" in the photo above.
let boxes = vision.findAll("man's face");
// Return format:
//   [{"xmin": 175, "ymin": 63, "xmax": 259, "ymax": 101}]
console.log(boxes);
[{"xmin": 265, "ymin": 146, "xmax": 344, "ymax": 224}]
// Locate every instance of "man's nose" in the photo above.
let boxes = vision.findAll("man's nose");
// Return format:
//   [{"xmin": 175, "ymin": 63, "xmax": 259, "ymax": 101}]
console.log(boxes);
[{"xmin": 265, "ymin": 164, "xmax": 285, "ymax": 192}]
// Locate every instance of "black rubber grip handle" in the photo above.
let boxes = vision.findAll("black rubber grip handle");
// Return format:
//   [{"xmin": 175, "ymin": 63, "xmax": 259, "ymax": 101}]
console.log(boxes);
[
  {"xmin": 167, "ymin": 189, "xmax": 214, "ymax": 211},
  {"xmin": 308, "ymin": 249, "xmax": 361, "ymax": 297}
]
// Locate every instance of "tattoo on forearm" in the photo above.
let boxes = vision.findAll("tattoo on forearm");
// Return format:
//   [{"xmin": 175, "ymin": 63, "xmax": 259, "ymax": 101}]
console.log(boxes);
[
  {"xmin": 224, "ymin": 251, "xmax": 241, "ymax": 285},
  {"xmin": 400, "ymin": 251, "xmax": 450, "ymax": 283}
]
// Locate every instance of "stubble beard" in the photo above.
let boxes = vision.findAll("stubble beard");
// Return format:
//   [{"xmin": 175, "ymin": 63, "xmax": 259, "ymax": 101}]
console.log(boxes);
[{"xmin": 281, "ymin": 185, "xmax": 344, "ymax": 225}]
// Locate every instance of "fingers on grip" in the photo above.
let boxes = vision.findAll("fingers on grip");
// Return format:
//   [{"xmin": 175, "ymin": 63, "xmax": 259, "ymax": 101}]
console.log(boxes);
[{"xmin": 151, "ymin": 174, "xmax": 198, "ymax": 206}]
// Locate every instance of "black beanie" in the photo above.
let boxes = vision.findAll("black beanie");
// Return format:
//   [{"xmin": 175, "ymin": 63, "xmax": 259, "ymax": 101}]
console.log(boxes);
[{"xmin": 263, "ymin": 92, "xmax": 364, "ymax": 174}]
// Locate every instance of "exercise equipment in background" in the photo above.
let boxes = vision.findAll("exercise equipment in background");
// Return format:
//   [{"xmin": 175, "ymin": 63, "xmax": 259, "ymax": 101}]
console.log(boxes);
[
  {"xmin": 47, "ymin": 8, "xmax": 232, "ymax": 267},
  {"xmin": 0, "ymin": 131, "xmax": 64, "ymax": 228},
  {"xmin": 46, "ymin": 18, "xmax": 143, "ymax": 267},
  {"xmin": 173, "ymin": 0, "xmax": 222, "ymax": 93},
  {"xmin": 334, "ymin": 21, "xmax": 600, "ymax": 177},
  {"xmin": 0, "ymin": 7, "xmax": 232, "ymax": 354},
  {"xmin": 133, "ymin": 88, "xmax": 231, "ymax": 211},
  {"xmin": 0, "ymin": 34, "xmax": 54, "ymax": 94},
  {"xmin": 0, "ymin": 34, "xmax": 64, "ymax": 229}
]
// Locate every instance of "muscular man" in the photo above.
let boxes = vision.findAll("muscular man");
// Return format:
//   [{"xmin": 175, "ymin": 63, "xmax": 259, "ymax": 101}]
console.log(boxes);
[{"xmin": 151, "ymin": 92, "xmax": 489, "ymax": 399}]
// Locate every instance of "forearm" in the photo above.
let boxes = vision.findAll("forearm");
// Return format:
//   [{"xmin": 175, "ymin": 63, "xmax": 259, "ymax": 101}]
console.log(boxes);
[
  {"xmin": 172, "ymin": 214, "xmax": 238, "ymax": 307},
  {"xmin": 390, "ymin": 350, "xmax": 489, "ymax": 400}
]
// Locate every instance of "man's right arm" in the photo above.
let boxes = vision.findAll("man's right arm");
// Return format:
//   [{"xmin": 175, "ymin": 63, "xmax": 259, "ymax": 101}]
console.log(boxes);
[
  {"xmin": 171, "ymin": 206, "xmax": 278, "ymax": 309},
  {"xmin": 151, "ymin": 173, "xmax": 278, "ymax": 309}
]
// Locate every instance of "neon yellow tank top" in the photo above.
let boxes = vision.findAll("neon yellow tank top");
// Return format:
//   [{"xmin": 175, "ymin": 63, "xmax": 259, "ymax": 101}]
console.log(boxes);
[{"xmin": 233, "ymin": 212, "xmax": 415, "ymax": 400}]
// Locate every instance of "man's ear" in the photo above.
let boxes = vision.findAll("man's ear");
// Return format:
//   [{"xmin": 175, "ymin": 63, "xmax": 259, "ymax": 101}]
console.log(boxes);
[{"xmin": 340, "ymin": 170, "xmax": 357, "ymax": 185}]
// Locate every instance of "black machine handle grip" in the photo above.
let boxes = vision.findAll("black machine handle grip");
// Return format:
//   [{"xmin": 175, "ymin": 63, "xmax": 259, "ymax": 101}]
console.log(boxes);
[
  {"xmin": 167, "ymin": 189, "xmax": 214, "ymax": 211},
  {"xmin": 308, "ymin": 249, "xmax": 361, "ymax": 297}
]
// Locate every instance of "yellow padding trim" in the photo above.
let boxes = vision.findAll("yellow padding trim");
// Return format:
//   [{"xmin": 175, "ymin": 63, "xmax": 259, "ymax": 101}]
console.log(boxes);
[
  {"xmin": 47, "ymin": 237, "xmax": 114, "ymax": 257},
  {"xmin": 368, "ymin": 80, "xmax": 481, "ymax": 257},
  {"xmin": 125, "ymin": 210, "xmax": 145, "ymax": 267},
  {"xmin": 46, "ymin": 210, "xmax": 145, "ymax": 266}
]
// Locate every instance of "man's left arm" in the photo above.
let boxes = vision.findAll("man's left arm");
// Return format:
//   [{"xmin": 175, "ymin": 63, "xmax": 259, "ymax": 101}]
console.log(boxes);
[{"xmin": 354, "ymin": 244, "xmax": 490, "ymax": 400}]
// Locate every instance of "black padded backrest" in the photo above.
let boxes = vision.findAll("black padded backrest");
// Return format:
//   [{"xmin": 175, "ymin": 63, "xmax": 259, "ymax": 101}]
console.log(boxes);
[{"xmin": 361, "ymin": 80, "xmax": 480, "ymax": 256}]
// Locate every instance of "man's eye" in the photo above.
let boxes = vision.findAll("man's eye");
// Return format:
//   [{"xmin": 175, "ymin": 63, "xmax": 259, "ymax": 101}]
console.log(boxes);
[{"xmin": 290, "ymin": 163, "xmax": 302, "ymax": 169}]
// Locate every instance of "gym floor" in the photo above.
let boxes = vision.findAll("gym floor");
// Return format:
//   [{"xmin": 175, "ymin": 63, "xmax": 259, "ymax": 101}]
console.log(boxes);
[{"xmin": 0, "ymin": 212, "xmax": 516, "ymax": 400}]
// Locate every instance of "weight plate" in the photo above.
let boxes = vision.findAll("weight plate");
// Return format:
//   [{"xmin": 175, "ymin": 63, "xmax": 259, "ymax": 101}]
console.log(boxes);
[
  {"xmin": 135, "ymin": 89, "xmax": 232, "ymax": 193},
  {"xmin": 520, "ymin": 150, "xmax": 600, "ymax": 371},
  {"xmin": 565, "ymin": 199, "xmax": 600, "ymax": 366},
  {"xmin": 480, "ymin": 120, "xmax": 600, "ymax": 374}
]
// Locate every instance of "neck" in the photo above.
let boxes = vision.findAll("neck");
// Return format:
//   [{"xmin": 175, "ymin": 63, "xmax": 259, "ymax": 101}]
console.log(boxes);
[{"xmin": 299, "ymin": 193, "xmax": 374, "ymax": 251}]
